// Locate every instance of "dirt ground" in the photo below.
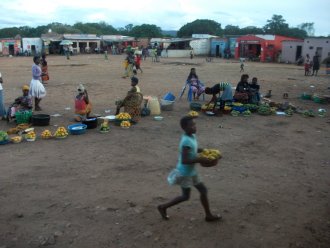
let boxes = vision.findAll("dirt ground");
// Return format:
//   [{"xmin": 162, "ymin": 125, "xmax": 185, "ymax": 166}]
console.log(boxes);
[{"xmin": 0, "ymin": 54, "xmax": 330, "ymax": 248}]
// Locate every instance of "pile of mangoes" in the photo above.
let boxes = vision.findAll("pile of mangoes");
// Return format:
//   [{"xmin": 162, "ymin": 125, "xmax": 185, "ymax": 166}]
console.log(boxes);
[
  {"xmin": 199, "ymin": 149, "xmax": 222, "ymax": 161},
  {"xmin": 116, "ymin": 112, "xmax": 131, "ymax": 120},
  {"xmin": 54, "ymin": 127, "xmax": 68, "ymax": 138},
  {"xmin": 120, "ymin": 121, "xmax": 131, "ymax": 128},
  {"xmin": 25, "ymin": 131, "xmax": 36, "ymax": 140},
  {"xmin": 11, "ymin": 136, "xmax": 22, "ymax": 143},
  {"xmin": 41, "ymin": 130, "xmax": 52, "ymax": 139},
  {"xmin": 188, "ymin": 110, "xmax": 199, "ymax": 117}
]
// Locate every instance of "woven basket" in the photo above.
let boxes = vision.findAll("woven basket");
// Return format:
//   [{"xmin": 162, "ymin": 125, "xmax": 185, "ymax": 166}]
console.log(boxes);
[{"xmin": 200, "ymin": 158, "xmax": 218, "ymax": 167}]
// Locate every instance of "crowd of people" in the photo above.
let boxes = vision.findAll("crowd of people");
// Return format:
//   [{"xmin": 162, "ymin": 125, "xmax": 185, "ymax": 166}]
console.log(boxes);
[{"xmin": 183, "ymin": 68, "xmax": 261, "ymax": 111}]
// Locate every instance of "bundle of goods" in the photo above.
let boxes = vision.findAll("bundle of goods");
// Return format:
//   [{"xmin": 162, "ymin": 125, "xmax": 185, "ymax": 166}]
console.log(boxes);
[
  {"xmin": 188, "ymin": 110, "xmax": 199, "ymax": 117},
  {"xmin": 7, "ymin": 123, "xmax": 31, "ymax": 135},
  {"xmin": 100, "ymin": 120, "xmax": 110, "ymax": 133},
  {"xmin": 198, "ymin": 149, "xmax": 222, "ymax": 167},
  {"xmin": 41, "ymin": 130, "xmax": 53, "ymax": 139},
  {"xmin": 54, "ymin": 127, "xmax": 68, "ymax": 138}
]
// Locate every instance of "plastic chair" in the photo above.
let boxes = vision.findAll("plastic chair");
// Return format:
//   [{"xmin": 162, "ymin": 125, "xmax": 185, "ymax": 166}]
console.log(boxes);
[{"xmin": 179, "ymin": 81, "xmax": 205, "ymax": 102}]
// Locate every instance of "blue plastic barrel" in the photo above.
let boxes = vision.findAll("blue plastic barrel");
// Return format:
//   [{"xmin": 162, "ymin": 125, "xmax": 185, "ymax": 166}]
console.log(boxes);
[{"xmin": 163, "ymin": 92, "xmax": 176, "ymax": 101}]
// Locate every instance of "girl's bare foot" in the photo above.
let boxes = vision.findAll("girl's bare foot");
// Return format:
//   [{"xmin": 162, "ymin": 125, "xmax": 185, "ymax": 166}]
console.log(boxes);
[
  {"xmin": 157, "ymin": 205, "xmax": 169, "ymax": 220},
  {"xmin": 205, "ymin": 214, "xmax": 222, "ymax": 222}
]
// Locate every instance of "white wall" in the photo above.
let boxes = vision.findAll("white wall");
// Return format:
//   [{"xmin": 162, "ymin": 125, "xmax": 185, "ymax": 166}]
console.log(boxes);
[
  {"xmin": 189, "ymin": 39, "xmax": 210, "ymax": 55},
  {"xmin": 167, "ymin": 50, "xmax": 191, "ymax": 57},
  {"xmin": 22, "ymin": 38, "xmax": 43, "ymax": 54}
]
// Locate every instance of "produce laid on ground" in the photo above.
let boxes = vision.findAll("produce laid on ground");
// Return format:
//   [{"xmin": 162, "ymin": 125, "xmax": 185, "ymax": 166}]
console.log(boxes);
[
  {"xmin": 188, "ymin": 110, "xmax": 199, "ymax": 117},
  {"xmin": 231, "ymin": 110, "xmax": 240, "ymax": 117},
  {"xmin": 243, "ymin": 110, "xmax": 252, "ymax": 116},
  {"xmin": 303, "ymin": 110, "xmax": 315, "ymax": 117},
  {"xmin": 11, "ymin": 136, "xmax": 22, "ymax": 143},
  {"xmin": 41, "ymin": 130, "xmax": 53, "ymax": 139},
  {"xmin": 285, "ymin": 108, "xmax": 294, "ymax": 117},
  {"xmin": 201, "ymin": 103, "xmax": 214, "ymax": 111},
  {"xmin": 54, "ymin": 127, "xmax": 68, "ymax": 138},
  {"xmin": 120, "ymin": 120, "xmax": 131, "ymax": 128},
  {"xmin": 0, "ymin": 131, "xmax": 9, "ymax": 144},
  {"xmin": 257, "ymin": 104, "xmax": 272, "ymax": 116},
  {"xmin": 100, "ymin": 120, "xmax": 110, "ymax": 133},
  {"xmin": 115, "ymin": 112, "xmax": 131, "ymax": 120},
  {"xmin": 25, "ymin": 131, "xmax": 36, "ymax": 141}
]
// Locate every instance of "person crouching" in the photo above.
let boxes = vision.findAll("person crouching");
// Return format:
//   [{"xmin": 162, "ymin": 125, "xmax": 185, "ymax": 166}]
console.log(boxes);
[{"xmin": 74, "ymin": 83, "xmax": 92, "ymax": 122}]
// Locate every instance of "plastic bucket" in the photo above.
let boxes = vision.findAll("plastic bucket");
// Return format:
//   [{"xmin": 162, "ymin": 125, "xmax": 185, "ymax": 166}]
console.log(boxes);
[{"xmin": 163, "ymin": 92, "xmax": 176, "ymax": 101}]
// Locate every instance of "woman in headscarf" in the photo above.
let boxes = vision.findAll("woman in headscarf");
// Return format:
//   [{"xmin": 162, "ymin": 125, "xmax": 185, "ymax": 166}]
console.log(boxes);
[
  {"xmin": 29, "ymin": 56, "xmax": 46, "ymax": 111},
  {"xmin": 74, "ymin": 83, "xmax": 92, "ymax": 122}
]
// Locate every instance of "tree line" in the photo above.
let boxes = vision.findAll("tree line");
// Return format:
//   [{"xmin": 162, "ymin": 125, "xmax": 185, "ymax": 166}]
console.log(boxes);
[{"xmin": 0, "ymin": 15, "xmax": 327, "ymax": 39}]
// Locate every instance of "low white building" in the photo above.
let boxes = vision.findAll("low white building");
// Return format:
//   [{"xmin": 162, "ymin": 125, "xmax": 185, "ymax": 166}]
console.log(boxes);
[{"xmin": 22, "ymin": 38, "xmax": 43, "ymax": 55}]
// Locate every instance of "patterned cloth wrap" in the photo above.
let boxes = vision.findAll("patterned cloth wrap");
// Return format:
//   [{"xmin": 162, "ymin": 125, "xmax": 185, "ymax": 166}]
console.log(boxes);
[{"xmin": 117, "ymin": 92, "xmax": 143, "ymax": 123}]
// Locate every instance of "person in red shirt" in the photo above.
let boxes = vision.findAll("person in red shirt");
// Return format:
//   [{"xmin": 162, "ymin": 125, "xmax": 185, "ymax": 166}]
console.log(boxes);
[
  {"xmin": 134, "ymin": 54, "xmax": 143, "ymax": 73},
  {"xmin": 74, "ymin": 83, "xmax": 92, "ymax": 122}
]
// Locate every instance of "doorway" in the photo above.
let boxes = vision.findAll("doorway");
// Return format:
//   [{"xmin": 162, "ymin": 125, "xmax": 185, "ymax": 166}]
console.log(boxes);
[
  {"xmin": 31, "ymin": 45, "xmax": 36, "ymax": 55},
  {"xmin": 295, "ymin": 45, "xmax": 302, "ymax": 60},
  {"xmin": 9, "ymin": 45, "xmax": 14, "ymax": 55},
  {"xmin": 216, "ymin": 45, "xmax": 220, "ymax": 57}
]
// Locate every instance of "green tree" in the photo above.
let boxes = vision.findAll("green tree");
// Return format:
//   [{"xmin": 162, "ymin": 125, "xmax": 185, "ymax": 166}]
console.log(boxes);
[
  {"xmin": 129, "ymin": 24, "xmax": 162, "ymax": 38},
  {"xmin": 298, "ymin": 23, "xmax": 315, "ymax": 37},
  {"xmin": 263, "ymin": 14, "xmax": 289, "ymax": 35},
  {"xmin": 177, "ymin": 19, "xmax": 221, "ymax": 37},
  {"xmin": 223, "ymin": 25, "xmax": 241, "ymax": 35},
  {"xmin": 240, "ymin": 26, "xmax": 264, "ymax": 35}
]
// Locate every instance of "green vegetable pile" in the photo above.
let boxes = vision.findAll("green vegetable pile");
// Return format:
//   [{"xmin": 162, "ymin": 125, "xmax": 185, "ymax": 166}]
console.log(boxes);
[
  {"xmin": 257, "ymin": 104, "xmax": 271, "ymax": 116},
  {"xmin": 0, "ymin": 131, "xmax": 9, "ymax": 142}
]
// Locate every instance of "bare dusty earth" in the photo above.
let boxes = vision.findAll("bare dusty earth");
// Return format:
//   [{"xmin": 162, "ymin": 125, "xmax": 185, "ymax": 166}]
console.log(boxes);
[{"xmin": 0, "ymin": 54, "xmax": 329, "ymax": 248}]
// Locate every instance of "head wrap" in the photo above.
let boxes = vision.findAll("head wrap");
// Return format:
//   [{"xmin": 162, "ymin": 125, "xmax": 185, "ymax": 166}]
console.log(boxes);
[
  {"xmin": 22, "ymin": 85, "xmax": 29, "ymax": 91},
  {"xmin": 77, "ymin": 83, "xmax": 85, "ymax": 93}
]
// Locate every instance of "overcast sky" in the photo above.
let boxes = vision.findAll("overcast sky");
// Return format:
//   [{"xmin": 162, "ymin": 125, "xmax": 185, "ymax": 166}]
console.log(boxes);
[{"xmin": 0, "ymin": 0, "xmax": 329, "ymax": 36}]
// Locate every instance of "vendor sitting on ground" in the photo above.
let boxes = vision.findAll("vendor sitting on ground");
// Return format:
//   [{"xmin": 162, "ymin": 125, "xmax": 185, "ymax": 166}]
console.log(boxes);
[
  {"xmin": 74, "ymin": 83, "xmax": 92, "ymax": 122},
  {"xmin": 234, "ymin": 74, "xmax": 250, "ymax": 103},
  {"xmin": 115, "ymin": 76, "xmax": 143, "ymax": 123},
  {"xmin": 7, "ymin": 85, "xmax": 33, "ymax": 120},
  {"xmin": 204, "ymin": 82, "xmax": 233, "ymax": 111},
  {"xmin": 249, "ymin": 77, "xmax": 260, "ymax": 104}
]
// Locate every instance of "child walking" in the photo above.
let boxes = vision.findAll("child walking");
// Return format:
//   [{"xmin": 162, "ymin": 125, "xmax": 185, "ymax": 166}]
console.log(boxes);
[{"xmin": 157, "ymin": 116, "xmax": 221, "ymax": 222}]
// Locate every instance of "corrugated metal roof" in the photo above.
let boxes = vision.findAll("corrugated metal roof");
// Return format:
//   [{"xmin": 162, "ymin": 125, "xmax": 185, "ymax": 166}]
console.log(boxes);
[
  {"xmin": 256, "ymin": 35, "xmax": 275, "ymax": 40},
  {"xmin": 63, "ymin": 34, "xmax": 100, "ymax": 40}
]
